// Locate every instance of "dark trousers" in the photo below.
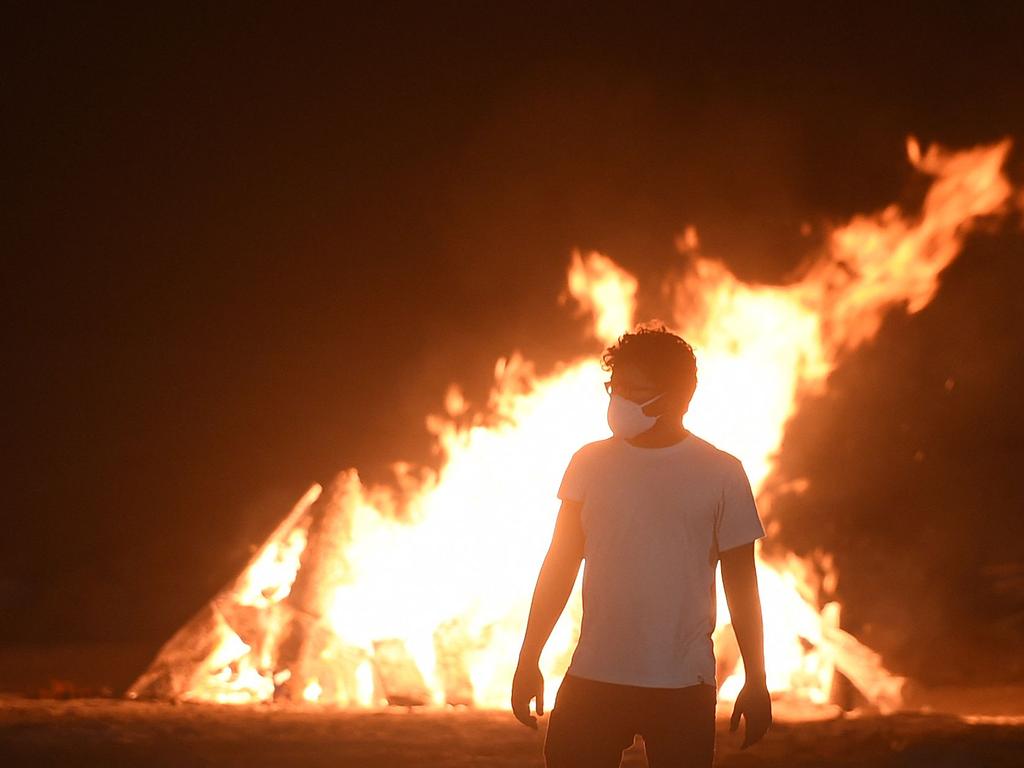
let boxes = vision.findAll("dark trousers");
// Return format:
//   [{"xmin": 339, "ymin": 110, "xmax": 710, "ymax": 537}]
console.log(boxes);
[{"xmin": 543, "ymin": 674, "xmax": 717, "ymax": 768}]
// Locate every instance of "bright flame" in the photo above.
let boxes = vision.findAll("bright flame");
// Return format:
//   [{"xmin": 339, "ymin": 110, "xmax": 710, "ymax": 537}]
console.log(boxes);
[
  {"xmin": 564, "ymin": 249, "xmax": 639, "ymax": 345},
  {"xmin": 129, "ymin": 139, "xmax": 1018, "ymax": 714}
]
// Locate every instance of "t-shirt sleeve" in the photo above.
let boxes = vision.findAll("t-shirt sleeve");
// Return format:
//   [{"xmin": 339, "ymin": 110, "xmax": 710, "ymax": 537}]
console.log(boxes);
[
  {"xmin": 715, "ymin": 457, "xmax": 766, "ymax": 553},
  {"xmin": 556, "ymin": 449, "xmax": 587, "ymax": 502}
]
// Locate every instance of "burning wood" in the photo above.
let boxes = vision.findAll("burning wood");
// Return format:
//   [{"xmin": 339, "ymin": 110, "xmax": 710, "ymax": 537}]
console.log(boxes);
[
  {"xmin": 129, "ymin": 139, "xmax": 1019, "ymax": 713},
  {"xmin": 274, "ymin": 473, "xmax": 359, "ymax": 702}
]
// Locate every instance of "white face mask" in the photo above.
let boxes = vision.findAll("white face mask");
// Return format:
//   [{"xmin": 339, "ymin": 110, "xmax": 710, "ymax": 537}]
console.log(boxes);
[{"xmin": 606, "ymin": 393, "xmax": 664, "ymax": 439}]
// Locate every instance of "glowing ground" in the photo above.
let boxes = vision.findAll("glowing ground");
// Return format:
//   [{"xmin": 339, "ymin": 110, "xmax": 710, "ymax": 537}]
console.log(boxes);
[{"xmin": 1, "ymin": 698, "xmax": 1022, "ymax": 767}]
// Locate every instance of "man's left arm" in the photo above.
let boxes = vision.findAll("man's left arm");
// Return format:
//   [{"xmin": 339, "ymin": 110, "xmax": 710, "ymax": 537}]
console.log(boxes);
[{"xmin": 720, "ymin": 541, "xmax": 773, "ymax": 749}]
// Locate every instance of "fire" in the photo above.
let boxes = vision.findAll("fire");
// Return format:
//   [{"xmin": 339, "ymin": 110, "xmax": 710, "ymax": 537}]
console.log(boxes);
[{"xmin": 130, "ymin": 138, "xmax": 1019, "ymax": 714}]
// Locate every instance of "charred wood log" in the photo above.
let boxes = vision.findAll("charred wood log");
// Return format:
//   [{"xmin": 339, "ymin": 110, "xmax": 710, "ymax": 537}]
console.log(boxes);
[{"xmin": 275, "ymin": 471, "xmax": 360, "ymax": 700}]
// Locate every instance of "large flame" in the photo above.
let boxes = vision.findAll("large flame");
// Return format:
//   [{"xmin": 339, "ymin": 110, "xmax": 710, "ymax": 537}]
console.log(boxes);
[{"xmin": 130, "ymin": 139, "xmax": 1018, "ymax": 713}]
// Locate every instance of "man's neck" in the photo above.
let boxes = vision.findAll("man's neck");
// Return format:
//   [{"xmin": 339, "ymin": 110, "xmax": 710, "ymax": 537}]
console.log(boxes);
[{"xmin": 626, "ymin": 419, "xmax": 689, "ymax": 449}]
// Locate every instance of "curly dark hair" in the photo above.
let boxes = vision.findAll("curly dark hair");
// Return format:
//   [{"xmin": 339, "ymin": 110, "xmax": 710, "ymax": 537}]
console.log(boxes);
[{"xmin": 602, "ymin": 323, "xmax": 698, "ymax": 402}]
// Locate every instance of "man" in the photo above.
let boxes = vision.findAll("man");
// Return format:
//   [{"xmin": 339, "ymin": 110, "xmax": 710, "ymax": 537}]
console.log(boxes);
[{"xmin": 512, "ymin": 325, "xmax": 772, "ymax": 767}]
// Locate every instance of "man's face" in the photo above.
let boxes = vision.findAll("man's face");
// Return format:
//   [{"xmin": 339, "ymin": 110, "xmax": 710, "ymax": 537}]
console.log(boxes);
[
  {"xmin": 608, "ymin": 362, "xmax": 688, "ymax": 418},
  {"xmin": 608, "ymin": 364, "xmax": 662, "ymax": 406}
]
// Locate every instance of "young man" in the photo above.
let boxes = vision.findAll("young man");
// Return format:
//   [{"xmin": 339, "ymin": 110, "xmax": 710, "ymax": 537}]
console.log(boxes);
[{"xmin": 512, "ymin": 325, "xmax": 772, "ymax": 767}]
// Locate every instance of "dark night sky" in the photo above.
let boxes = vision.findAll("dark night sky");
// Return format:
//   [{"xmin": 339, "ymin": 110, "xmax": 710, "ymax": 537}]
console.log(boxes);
[{"xmin": 4, "ymin": 5, "xmax": 1024, "ymax": 685}]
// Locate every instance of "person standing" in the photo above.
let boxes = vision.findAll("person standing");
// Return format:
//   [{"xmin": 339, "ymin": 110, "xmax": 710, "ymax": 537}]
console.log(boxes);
[{"xmin": 512, "ymin": 325, "xmax": 772, "ymax": 767}]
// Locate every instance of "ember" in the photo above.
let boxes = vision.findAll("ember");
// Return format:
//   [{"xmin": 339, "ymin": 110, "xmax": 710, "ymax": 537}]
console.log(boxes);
[{"xmin": 129, "ymin": 139, "xmax": 1019, "ymax": 713}]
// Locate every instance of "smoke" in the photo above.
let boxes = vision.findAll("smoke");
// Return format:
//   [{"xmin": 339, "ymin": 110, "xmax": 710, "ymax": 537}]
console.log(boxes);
[{"xmin": 771, "ymin": 229, "xmax": 1024, "ymax": 684}]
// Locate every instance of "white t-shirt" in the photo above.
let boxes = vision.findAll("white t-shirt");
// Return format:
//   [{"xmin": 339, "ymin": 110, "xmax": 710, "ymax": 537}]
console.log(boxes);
[{"xmin": 557, "ymin": 432, "xmax": 765, "ymax": 688}]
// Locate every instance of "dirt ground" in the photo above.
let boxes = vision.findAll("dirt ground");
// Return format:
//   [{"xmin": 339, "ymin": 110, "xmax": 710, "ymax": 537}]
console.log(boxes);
[{"xmin": 0, "ymin": 698, "xmax": 1022, "ymax": 768}]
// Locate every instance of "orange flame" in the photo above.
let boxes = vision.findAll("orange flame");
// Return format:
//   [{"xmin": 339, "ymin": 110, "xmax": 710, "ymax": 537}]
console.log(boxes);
[{"xmin": 129, "ymin": 138, "xmax": 1018, "ymax": 714}]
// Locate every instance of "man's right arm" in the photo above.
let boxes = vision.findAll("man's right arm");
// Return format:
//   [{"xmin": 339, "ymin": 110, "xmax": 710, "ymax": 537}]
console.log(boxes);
[{"xmin": 511, "ymin": 499, "xmax": 584, "ymax": 728}]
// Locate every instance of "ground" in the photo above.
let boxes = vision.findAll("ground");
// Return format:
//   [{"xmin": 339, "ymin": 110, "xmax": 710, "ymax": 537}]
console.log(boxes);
[{"xmin": 1, "ymin": 698, "xmax": 1023, "ymax": 767}]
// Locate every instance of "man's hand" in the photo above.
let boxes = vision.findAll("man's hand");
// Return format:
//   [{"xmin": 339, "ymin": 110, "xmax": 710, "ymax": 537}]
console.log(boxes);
[
  {"xmin": 511, "ymin": 661, "xmax": 545, "ymax": 729},
  {"xmin": 729, "ymin": 679, "xmax": 772, "ymax": 749}
]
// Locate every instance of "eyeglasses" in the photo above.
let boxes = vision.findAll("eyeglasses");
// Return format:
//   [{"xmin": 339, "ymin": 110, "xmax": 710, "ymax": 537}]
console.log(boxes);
[{"xmin": 604, "ymin": 380, "xmax": 662, "ymax": 399}]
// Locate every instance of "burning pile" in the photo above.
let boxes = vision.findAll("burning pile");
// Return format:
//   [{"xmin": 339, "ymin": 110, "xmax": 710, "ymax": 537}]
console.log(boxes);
[{"xmin": 129, "ymin": 139, "xmax": 1019, "ymax": 712}]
